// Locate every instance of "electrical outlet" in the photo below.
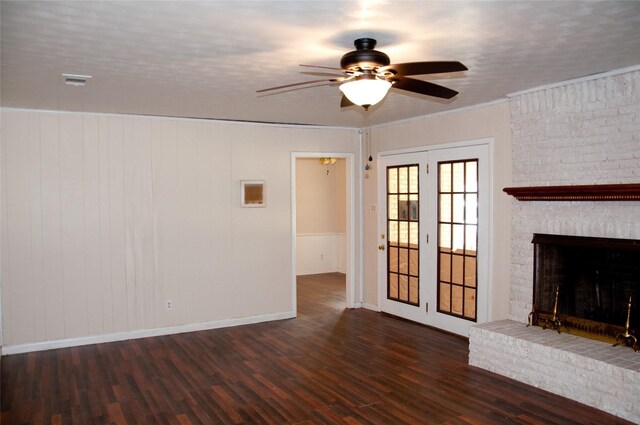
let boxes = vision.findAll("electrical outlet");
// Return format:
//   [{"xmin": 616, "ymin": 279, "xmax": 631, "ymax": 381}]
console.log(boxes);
[{"xmin": 166, "ymin": 300, "xmax": 172, "ymax": 310}]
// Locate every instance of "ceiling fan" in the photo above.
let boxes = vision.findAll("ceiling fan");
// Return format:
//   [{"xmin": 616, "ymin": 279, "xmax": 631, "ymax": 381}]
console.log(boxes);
[{"xmin": 257, "ymin": 38, "xmax": 467, "ymax": 110}]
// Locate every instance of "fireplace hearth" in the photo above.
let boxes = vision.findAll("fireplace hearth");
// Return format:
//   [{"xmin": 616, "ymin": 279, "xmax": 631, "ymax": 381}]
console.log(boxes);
[{"xmin": 529, "ymin": 233, "xmax": 639, "ymax": 349}]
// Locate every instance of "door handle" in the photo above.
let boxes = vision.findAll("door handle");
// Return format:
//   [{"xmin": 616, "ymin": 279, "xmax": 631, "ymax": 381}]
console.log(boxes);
[{"xmin": 378, "ymin": 244, "xmax": 385, "ymax": 251}]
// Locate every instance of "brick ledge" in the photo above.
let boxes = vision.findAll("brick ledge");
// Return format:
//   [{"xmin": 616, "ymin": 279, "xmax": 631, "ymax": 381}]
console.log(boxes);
[{"xmin": 469, "ymin": 320, "xmax": 639, "ymax": 424}]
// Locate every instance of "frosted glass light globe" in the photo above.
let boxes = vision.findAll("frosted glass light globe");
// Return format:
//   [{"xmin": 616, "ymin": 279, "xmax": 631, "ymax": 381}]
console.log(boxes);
[{"xmin": 339, "ymin": 78, "xmax": 392, "ymax": 107}]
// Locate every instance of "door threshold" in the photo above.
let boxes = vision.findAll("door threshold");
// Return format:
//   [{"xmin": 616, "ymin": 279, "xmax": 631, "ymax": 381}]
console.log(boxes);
[{"xmin": 379, "ymin": 312, "xmax": 470, "ymax": 341}]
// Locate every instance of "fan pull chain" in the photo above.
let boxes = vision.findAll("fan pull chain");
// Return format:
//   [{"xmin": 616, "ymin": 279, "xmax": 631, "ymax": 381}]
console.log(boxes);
[{"xmin": 364, "ymin": 113, "xmax": 372, "ymax": 171}]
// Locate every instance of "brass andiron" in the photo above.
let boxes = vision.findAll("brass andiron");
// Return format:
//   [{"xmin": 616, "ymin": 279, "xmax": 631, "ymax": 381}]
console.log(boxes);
[
  {"xmin": 539, "ymin": 286, "xmax": 562, "ymax": 333},
  {"xmin": 613, "ymin": 295, "xmax": 638, "ymax": 352},
  {"xmin": 528, "ymin": 287, "xmax": 562, "ymax": 332},
  {"xmin": 527, "ymin": 305, "xmax": 535, "ymax": 327},
  {"xmin": 549, "ymin": 286, "xmax": 562, "ymax": 333}
]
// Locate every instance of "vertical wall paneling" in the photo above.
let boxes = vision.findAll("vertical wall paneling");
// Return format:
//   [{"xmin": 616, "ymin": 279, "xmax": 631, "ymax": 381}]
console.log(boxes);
[
  {"xmin": 140, "ymin": 119, "xmax": 157, "ymax": 329},
  {"xmin": 192, "ymin": 121, "xmax": 212, "ymax": 324},
  {"xmin": 194, "ymin": 121, "xmax": 210, "ymax": 323},
  {"xmin": 176, "ymin": 121, "xmax": 199, "ymax": 325},
  {"xmin": 126, "ymin": 118, "xmax": 155, "ymax": 330},
  {"xmin": 207, "ymin": 123, "xmax": 233, "ymax": 320},
  {"xmin": 4, "ymin": 111, "xmax": 33, "ymax": 344},
  {"xmin": 202, "ymin": 123, "xmax": 217, "ymax": 323},
  {"xmin": 122, "ymin": 118, "xmax": 136, "ymax": 330},
  {"xmin": 231, "ymin": 128, "xmax": 290, "ymax": 316},
  {"xmin": 295, "ymin": 234, "xmax": 343, "ymax": 275},
  {"xmin": 1, "ymin": 110, "xmax": 359, "ymax": 348},
  {"xmin": 39, "ymin": 113, "xmax": 65, "ymax": 340},
  {"xmin": 151, "ymin": 119, "xmax": 179, "ymax": 328},
  {"xmin": 59, "ymin": 114, "xmax": 89, "ymax": 338},
  {"xmin": 83, "ymin": 115, "xmax": 103, "ymax": 335},
  {"xmin": 27, "ymin": 113, "xmax": 46, "ymax": 341},
  {"xmin": 97, "ymin": 115, "xmax": 114, "ymax": 333},
  {"xmin": 107, "ymin": 117, "xmax": 128, "ymax": 332}
]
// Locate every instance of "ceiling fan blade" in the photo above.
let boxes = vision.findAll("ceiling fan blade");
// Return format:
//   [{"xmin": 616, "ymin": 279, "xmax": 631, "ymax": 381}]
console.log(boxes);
[
  {"xmin": 257, "ymin": 78, "xmax": 341, "ymax": 93},
  {"xmin": 381, "ymin": 61, "xmax": 467, "ymax": 76},
  {"xmin": 392, "ymin": 77, "xmax": 459, "ymax": 99},
  {"xmin": 299, "ymin": 64, "xmax": 345, "ymax": 72},
  {"xmin": 340, "ymin": 95, "xmax": 354, "ymax": 108},
  {"xmin": 301, "ymin": 71, "xmax": 346, "ymax": 78},
  {"xmin": 257, "ymin": 83, "xmax": 336, "ymax": 98}
]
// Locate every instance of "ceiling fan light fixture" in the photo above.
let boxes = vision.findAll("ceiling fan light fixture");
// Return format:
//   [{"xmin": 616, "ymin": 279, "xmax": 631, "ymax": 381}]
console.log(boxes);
[
  {"xmin": 319, "ymin": 157, "xmax": 337, "ymax": 165},
  {"xmin": 339, "ymin": 76, "xmax": 391, "ymax": 108},
  {"xmin": 258, "ymin": 38, "xmax": 466, "ymax": 109}
]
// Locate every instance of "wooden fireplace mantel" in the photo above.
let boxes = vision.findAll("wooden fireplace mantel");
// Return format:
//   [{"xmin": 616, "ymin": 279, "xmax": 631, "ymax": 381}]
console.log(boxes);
[{"xmin": 503, "ymin": 183, "xmax": 640, "ymax": 201}]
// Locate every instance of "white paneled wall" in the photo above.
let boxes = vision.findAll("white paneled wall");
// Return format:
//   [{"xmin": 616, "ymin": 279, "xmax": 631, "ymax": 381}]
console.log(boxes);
[
  {"xmin": 1, "ymin": 109, "xmax": 358, "ymax": 349},
  {"xmin": 296, "ymin": 233, "xmax": 346, "ymax": 275}
]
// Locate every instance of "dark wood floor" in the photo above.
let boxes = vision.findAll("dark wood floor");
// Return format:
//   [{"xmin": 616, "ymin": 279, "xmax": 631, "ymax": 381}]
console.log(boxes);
[{"xmin": 1, "ymin": 273, "xmax": 632, "ymax": 424}]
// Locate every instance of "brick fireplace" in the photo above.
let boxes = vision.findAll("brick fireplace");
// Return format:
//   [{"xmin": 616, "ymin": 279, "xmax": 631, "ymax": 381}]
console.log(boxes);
[{"xmin": 470, "ymin": 68, "xmax": 640, "ymax": 423}]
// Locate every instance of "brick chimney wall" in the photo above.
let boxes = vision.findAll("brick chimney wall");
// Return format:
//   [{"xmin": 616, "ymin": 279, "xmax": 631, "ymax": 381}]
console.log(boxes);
[{"xmin": 508, "ymin": 69, "xmax": 640, "ymax": 322}]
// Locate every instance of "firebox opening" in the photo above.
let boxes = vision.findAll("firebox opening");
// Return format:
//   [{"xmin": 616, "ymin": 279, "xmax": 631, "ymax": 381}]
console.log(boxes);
[{"xmin": 531, "ymin": 233, "xmax": 639, "ymax": 344}]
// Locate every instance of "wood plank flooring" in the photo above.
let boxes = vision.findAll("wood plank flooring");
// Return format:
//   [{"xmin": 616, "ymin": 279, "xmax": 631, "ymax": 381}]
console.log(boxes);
[{"xmin": 2, "ymin": 273, "xmax": 633, "ymax": 424}]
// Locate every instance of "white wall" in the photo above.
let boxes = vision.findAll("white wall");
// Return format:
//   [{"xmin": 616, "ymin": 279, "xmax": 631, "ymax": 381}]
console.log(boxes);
[
  {"xmin": 295, "ymin": 158, "xmax": 346, "ymax": 275},
  {"xmin": 0, "ymin": 109, "xmax": 358, "ymax": 349},
  {"xmin": 364, "ymin": 101, "xmax": 513, "ymax": 319},
  {"xmin": 508, "ymin": 69, "xmax": 640, "ymax": 322}
]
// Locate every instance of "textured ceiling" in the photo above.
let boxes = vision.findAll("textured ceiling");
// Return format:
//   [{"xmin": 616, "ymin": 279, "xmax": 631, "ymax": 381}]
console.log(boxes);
[{"xmin": 1, "ymin": 1, "xmax": 639, "ymax": 127}]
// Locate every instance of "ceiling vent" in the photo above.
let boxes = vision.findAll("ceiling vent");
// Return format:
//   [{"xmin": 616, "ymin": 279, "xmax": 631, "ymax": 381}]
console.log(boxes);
[{"xmin": 62, "ymin": 74, "xmax": 92, "ymax": 86}]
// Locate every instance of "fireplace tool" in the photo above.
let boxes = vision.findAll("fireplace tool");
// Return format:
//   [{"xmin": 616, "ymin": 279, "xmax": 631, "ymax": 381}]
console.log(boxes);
[{"xmin": 613, "ymin": 295, "xmax": 639, "ymax": 352}]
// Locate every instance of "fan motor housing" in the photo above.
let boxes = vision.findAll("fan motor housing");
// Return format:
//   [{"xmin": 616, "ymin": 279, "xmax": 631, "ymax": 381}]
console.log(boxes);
[{"xmin": 340, "ymin": 38, "xmax": 390, "ymax": 71}]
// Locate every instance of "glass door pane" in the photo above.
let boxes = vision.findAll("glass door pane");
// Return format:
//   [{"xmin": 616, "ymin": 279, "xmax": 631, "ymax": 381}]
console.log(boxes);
[
  {"xmin": 387, "ymin": 164, "xmax": 420, "ymax": 306},
  {"xmin": 437, "ymin": 159, "xmax": 478, "ymax": 321}
]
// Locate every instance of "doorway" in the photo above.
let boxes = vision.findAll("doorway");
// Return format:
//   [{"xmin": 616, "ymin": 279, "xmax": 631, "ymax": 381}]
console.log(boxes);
[
  {"xmin": 291, "ymin": 153, "xmax": 356, "ymax": 314},
  {"xmin": 377, "ymin": 143, "xmax": 490, "ymax": 336}
]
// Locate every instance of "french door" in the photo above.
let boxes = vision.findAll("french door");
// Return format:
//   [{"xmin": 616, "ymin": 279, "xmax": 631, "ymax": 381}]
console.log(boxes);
[{"xmin": 377, "ymin": 144, "xmax": 489, "ymax": 336}]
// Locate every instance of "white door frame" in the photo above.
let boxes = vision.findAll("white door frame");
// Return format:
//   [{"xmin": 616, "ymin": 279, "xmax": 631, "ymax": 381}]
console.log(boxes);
[
  {"xmin": 376, "ymin": 139, "xmax": 494, "ymax": 335},
  {"xmin": 291, "ymin": 152, "xmax": 357, "ymax": 313}
]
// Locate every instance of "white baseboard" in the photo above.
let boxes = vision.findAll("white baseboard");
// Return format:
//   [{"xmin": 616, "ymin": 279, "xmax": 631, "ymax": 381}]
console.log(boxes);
[
  {"xmin": 1, "ymin": 310, "xmax": 296, "ymax": 356},
  {"xmin": 362, "ymin": 303, "xmax": 379, "ymax": 312}
]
